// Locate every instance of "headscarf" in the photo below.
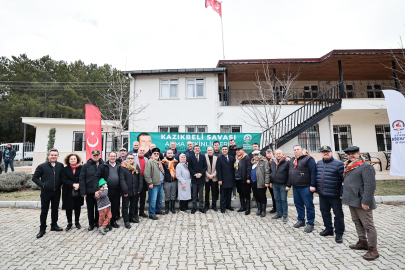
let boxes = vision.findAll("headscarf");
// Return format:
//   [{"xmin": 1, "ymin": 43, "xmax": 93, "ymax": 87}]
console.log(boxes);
[{"xmin": 179, "ymin": 153, "xmax": 188, "ymax": 168}]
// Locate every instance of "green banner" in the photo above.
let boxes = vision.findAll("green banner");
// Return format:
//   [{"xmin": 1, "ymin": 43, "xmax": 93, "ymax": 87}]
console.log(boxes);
[{"xmin": 129, "ymin": 132, "xmax": 262, "ymax": 153}]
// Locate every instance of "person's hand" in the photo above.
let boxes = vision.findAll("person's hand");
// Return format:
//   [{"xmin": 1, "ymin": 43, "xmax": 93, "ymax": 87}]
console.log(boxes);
[
  {"xmin": 218, "ymin": 181, "xmax": 222, "ymax": 186},
  {"xmin": 265, "ymin": 184, "xmax": 269, "ymax": 187},
  {"xmin": 182, "ymin": 184, "xmax": 186, "ymax": 190},
  {"xmin": 362, "ymin": 204, "xmax": 370, "ymax": 210},
  {"xmin": 138, "ymin": 192, "xmax": 140, "ymax": 194},
  {"xmin": 247, "ymin": 180, "xmax": 250, "ymax": 184},
  {"xmin": 209, "ymin": 175, "xmax": 213, "ymax": 179},
  {"xmin": 82, "ymin": 194, "xmax": 87, "ymax": 198},
  {"xmin": 95, "ymin": 192, "xmax": 100, "ymax": 198},
  {"xmin": 149, "ymin": 184, "xmax": 153, "ymax": 189},
  {"xmin": 286, "ymin": 157, "xmax": 291, "ymax": 161},
  {"xmin": 340, "ymin": 197, "xmax": 342, "ymax": 199},
  {"xmin": 285, "ymin": 187, "xmax": 290, "ymax": 191},
  {"xmin": 73, "ymin": 183, "xmax": 79, "ymax": 190},
  {"xmin": 270, "ymin": 183, "xmax": 273, "ymax": 188},
  {"xmin": 124, "ymin": 194, "xmax": 128, "ymax": 197},
  {"xmin": 310, "ymin": 186, "xmax": 316, "ymax": 192}
]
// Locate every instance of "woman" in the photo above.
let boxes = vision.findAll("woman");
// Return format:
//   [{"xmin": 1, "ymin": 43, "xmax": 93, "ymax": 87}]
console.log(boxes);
[
  {"xmin": 120, "ymin": 154, "xmax": 143, "ymax": 229},
  {"xmin": 250, "ymin": 150, "xmax": 270, "ymax": 218},
  {"xmin": 162, "ymin": 149, "xmax": 178, "ymax": 214},
  {"xmin": 176, "ymin": 154, "xmax": 191, "ymax": 213},
  {"xmin": 61, "ymin": 153, "xmax": 84, "ymax": 231}
]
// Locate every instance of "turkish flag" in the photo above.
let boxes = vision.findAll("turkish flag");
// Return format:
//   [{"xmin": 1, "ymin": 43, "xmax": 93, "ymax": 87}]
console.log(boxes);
[
  {"xmin": 205, "ymin": 0, "xmax": 221, "ymax": 17},
  {"xmin": 85, "ymin": 104, "xmax": 102, "ymax": 161}
]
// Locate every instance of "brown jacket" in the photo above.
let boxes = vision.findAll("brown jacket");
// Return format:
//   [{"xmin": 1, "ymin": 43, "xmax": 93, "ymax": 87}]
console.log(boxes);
[{"xmin": 205, "ymin": 154, "xmax": 218, "ymax": 182}]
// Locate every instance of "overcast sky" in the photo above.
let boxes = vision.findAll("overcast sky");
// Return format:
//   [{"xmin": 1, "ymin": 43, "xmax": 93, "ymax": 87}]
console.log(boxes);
[{"xmin": 1, "ymin": 0, "xmax": 404, "ymax": 71}]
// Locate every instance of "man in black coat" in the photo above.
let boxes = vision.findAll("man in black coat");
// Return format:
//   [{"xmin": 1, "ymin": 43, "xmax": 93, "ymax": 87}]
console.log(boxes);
[
  {"xmin": 216, "ymin": 145, "xmax": 236, "ymax": 213},
  {"xmin": 79, "ymin": 150, "xmax": 104, "ymax": 231},
  {"xmin": 116, "ymin": 148, "xmax": 127, "ymax": 163},
  {"xmin": 94, "ymin": 151, "xmax": 121, "ymax": 230},
  {"xmin": 188, "ymin": 145, "xmax": 207, "ymax": 214},
  {"xmin": 234, "ymin": 146, "xmax": 252, "ymax": 215},
  {"xmin": 32, "ymin": 149, "xmax": 64, "ymax": 238},
  {"xmin": 228, "ymin": 139, "xmax": 237, "ymax": 158}
]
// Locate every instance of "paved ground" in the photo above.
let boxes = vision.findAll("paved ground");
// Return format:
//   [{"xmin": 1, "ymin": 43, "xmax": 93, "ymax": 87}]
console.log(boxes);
[{"xmin": 1, "ymin": 204, "xmax": 405, "ymax": 270}]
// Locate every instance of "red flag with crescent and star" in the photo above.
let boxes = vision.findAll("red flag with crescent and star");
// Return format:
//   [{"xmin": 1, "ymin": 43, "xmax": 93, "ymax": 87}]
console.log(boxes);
[
  {"xmin": 205, "ymin": 0, "xmax": 222, "ymax": 17},
  {"xmin": 85, "ymin": 104, "xmax": 102, "ymax": 160}
]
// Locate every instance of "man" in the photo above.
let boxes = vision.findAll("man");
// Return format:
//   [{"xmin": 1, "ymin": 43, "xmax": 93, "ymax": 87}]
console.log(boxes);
[
  {"xmin": 265, "ymin": 149, "xmax": 277, "ymax": 214},
  {"xmin": 127, "ymin": 141, "xmax": 140, "ymax": 157},
  {"xmin": 3, "ymin": 144, "xmax": 16, "ymax": 173},
  {"xmin": 164, "ymin": 141, "xmax": 181, "ymax": 160},
  {"xmin": 315, "ymin": 145, "xmax": 345, "ymax": 243},
  {"xmin": 94, "ymin": 152, "xmax": 121, "ymax": 230},
  {"xmin": 286, "ymin": 145, "xmax": 317, "ymax": 233},
  {"xmin": 80, "ymin": 150, "xmax": 104, "ymax": 231},
  {"xmin": 228, "ymin": 139, "xmax": 237, "ymax": 158},
  {"xmin": 269, "ymin": 149, "xmax": 289, "ymax": 223},
  {"xmin": 342, "ymin": 146, "xmax": 379, "ymax": 260},
  {"xmin": 188, "ymin": 145, "xmax": 208, "ymax": 214},
  {"xmin": 216, "ymin": 145, "xmax": 236, "ymax": 213},
  {"xmin": 183, "ymin": 141, "xmax": 195, "ymax": 160},
  {"xmin": 135, "ymin": 147, "xmax": 149, "ymax": 218},
  {"xmin": 32, "ymin": 149, "xmax": 64, "ymax": 238},
  {"xmin": 213, "ymin": 141, "xmax": 222, "ymax": 157},
  {"xmin": 144, "ymin": 148, "xmax": 165, "ymax": 220},
  {"xmin": 0, "ymin": 149, "xmax": 3, "ymax": 166},
  {"xmin": 116, "ymin": 148, "xmax": 128, "ymax": 163},
  {"xmin": 205, "ymin": 147, "xmax": 219, "ymax": 212},
  {"xmin": 144, "ymin": 143, "xmax": 156, "ymax": 159},
  {"xmin": 137, "ymin": 132, "xmax": 152, "ymax": 152},
  {"xmin": 234, "ymin": 146, "xmax": 252, "ymax": 215},
  {"xmin": 248, "ymin": 143, "xmax": 266, "ymax": 160}
]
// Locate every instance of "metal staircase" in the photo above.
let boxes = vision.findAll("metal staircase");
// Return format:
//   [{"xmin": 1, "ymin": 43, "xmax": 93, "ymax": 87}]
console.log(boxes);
[{"xmin": 261, "ymin": 83, "xmax": 343, "ymax": 151}]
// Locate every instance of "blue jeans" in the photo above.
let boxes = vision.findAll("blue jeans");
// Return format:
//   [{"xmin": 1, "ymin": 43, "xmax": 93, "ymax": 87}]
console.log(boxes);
[
  {"xmin": 4, "ymin": 160, "xmax": 14, "ymax": 172},
  {"xmin": 319, "ymin": 195, "xmax": 345, "ymax": 235},
  {"xmin": 293, "ymin": 186, "xmax": 315, "ymax": 225},
  {"xmin": 148, "ymin": 184, "xmax": 163, "ymax": 216},
  {"xmin": 232, "ymin": 186, "xmax": 236, "ymax": 196},
  {"xmin": 273, "ymin": 184, "xmax": 288, "ymax": 217}
]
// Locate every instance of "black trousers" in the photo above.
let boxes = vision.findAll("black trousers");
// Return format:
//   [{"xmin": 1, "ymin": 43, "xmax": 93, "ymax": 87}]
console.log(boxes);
[
  {"xmin": 268, "ymin": 186, "xmax": 276, "ymax": 210},
  {"xmin": 319, "ymin": 195, "xmax": 345, "ymax": 235},
  {"xmin": 192, "ymin": 184, "xmax": 204, "ymax": 210},
  {"xmin": 220, "ymin": 187, "xmax": 233, "ymax": 209},
  {"xmin": 122, "ymin": 194, "xmax": 139, "ymax": 223},
  {"xmin": 66, "ymin": 207, "xmax": 81, "ymax": 224},
  {"xmin": 108, "ymin": 187, "xmax": 120, "ymax": 224},
  {"xmin": 85, "ymin": 194, "xmax": 99, "ymax": 226},
  {"xmin": 236, "ymin": 180, "xmax": 252, "ymax": 200},
  {"xmin": 180, "ymin": 200, "xmax": 188, "ymax": 211},
  {"xmin": 251, "ymin": 182, "xmax": 266, "ymax": 204},
  {"xmin": 205, "ymin": 180, "xmax": 219, "ymax": 206},
  {"xmin": 40, "ymin": 189, "xmax": 61, "ymax": 230},
  {"xmin": 139, "ymin": 179, "xmax": 148, "ymax": 214}
]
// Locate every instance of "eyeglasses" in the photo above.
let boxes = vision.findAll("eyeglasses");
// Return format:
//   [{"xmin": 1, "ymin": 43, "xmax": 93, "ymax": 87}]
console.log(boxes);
[
  {"xmin": 153, "ymin": 153, "xmax": 159, "ymax": 155},
  {"xmin": 127, "ymin": 157, "xmax": 134, "ymax": 160}
]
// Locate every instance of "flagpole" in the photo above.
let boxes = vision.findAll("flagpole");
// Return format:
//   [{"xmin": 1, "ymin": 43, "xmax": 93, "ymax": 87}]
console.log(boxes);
[{"xmin": 220, "ymin": 1, "xmax": 225, "ymax": 60}]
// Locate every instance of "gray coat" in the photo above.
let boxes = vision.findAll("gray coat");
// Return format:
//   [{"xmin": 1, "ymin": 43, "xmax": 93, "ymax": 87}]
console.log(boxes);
[
  {"xmin": 252, "ymin": 160, "xmax": 271, "ymax": 189},
  {"xmin": 342, "ymin": 162, "xmax": 376, "ymax": 209},
  {"xmin": 176, "ymin": 163, "xmax": 191, "ymax": 201}
]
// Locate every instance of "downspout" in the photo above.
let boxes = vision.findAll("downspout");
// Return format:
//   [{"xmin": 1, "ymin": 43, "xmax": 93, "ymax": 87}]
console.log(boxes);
[{"xmin": 328, "ymin": 114, "xmax": 334, "ymax": 152}]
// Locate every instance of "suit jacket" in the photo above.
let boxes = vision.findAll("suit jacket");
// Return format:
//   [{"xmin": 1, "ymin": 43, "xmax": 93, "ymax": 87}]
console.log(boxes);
[
  {"xmin": 188, "ymin": 153, "xmax": 207, "ymax": 185},
  {"xmin": 216, "ymin": 155, "xmax": 235, "ymax": 189},
  {"xmin": 205, "ymin": 154, "xmax": 218, "ymax": 182}
]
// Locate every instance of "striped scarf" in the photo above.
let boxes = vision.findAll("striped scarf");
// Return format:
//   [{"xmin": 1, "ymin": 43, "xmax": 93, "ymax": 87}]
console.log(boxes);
[
  {"xmin": 251, "ymin": 155, "xmax": 266, "ymax": 165},
  {"xmin": 274, "ymin": 156, "xmax": 287, "ymax": 170},
  {"xmin": 234, "ymin": 152, "xmax": 247, "ymax": 170},
  {"xmin": 293, "ymin": 149, "xmax": 309, "ymax": 169},
  {"xmin": 121, "ymin": 161, "xmax": 138, "ymax": 174},
  {"xmin": 150, "ymin": 158, "xmax": 165, "ymax": 174},
  {"xmin": 343, "ymin": 157, "xmax": 365, "ymax": 178}
]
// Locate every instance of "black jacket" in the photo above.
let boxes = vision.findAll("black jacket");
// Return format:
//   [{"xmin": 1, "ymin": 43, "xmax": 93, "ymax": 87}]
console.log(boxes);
[
  {"xmin": 0, "ymin": 151, "xmax": 2, "ymax": 163},
  {"xmin": 235, "ymin": 155, "xmax": 252, "ymax": 183},
  {"xmin": 120, "ymin": 165, "xmax": 143, "ymax": 196},
  {"xmin": 228, "ymin": 147, "xmax": 237, "ymax": 158},
  {"xmin": 163, "ymin": 160, "xmax": 178, "ymax": 182},
  {"xmin": 61, "ymin": 165, "xmax": 84, "ymax": 209},
  {"xmin": 216, "ymin": 155, "xmax": 236, "ymax": 189},
  {"xmin": 79, "ymin": 158, "xmax": 105, "ymax": 195},
  {"xmin": 3, "ymin": 148, "xmax": 16, "ymax": 160},
  {"xmin": 270, "ymin": 159, "xmax": 290, "ymax": 185},
  {"xmin": 32, "ymin": 161, "xmax": 64, "ymax": 191},
  {"xmin": 188, "ymin": 154, "xmax": 208, "ymax": 185},
  {"xmin": 94, "ymin": 161, "xmax": 121, "ymax": 189},
  {"xmin": 315, "ymin": 157, "xmax": 344, "ymax": 197}
]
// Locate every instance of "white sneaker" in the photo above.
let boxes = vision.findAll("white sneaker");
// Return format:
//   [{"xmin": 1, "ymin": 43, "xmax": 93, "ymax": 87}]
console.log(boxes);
[
  {"xmin": 99, "ymin": 226, "xmax": 106, "ymax": 235},
  {"xmin": 231, "ymin": 196, "xmax": 236, "ymax": 201}
]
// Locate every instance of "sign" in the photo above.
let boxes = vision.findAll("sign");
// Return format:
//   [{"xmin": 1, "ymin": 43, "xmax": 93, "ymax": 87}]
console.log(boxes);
[
  {"xmin": 383, "ymin": 90, "xmax": 405, "ymax": 176},
  {"xmin": 85, "ymin": 104, "xmax": 102, "ymax": 160},
  {"xmin": 129, "ymin": 132, "xmax": 262, "ymax": 153}
]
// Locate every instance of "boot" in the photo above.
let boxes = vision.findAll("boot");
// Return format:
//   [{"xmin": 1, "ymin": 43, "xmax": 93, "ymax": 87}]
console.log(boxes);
[
  {"xmin": 349, "ymin": 239, "xmax": 369, "ymax": 250},
  {"xmin": 237, "ymin": 198, "xmax": 246, "ymax": 212},
  {"xmin": 212, "ymin": 201, "xmax": 218, "ymax": 212},
  {"xmin": 165, "ymin": 201, "xmax": 170, "ymax": 214},
  {"xmin": 260, "ymin": 203, "xmax": 267, "ymax": 218},
  {"xmin": 256, "ymin": 202, "xmax": 261, "ymax": 216},
  {"xmin": 171, "ymin": 200, "xmax": 176, "ymax": 214},
  {"xmin": 245, "ymin": 199, "xmax": 251, "ymax": 215},
  {"xmin": 363, "ymin": 247, "xmax": 379, "ymax": 260}
]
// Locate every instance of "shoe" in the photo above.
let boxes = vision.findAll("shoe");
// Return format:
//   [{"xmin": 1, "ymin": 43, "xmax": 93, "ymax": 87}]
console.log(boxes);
[
  {"xmin": 256, "ymin": 203, "xmax": 261, "ymax": 216},
  {"xmin": 65, "ymin": 223, "xmax": 73, "ymax": 232},
  {"xmin": 165, "ymin": 201, "xmax": 170, "ymax": 214},
  {"xmin": 245, "ymin": 199, "xmax": 251, "ymax": 215},
  {"xmin": 131, "ymin": 215, "xmax": 140, "ymax": 223},
  {"xmin": 171, "ymin": 200, "xmax": 176, "ymax": 214},
  {"xmin": 99, "ymin": 226, "xmax": 106, "ymax": 235},
  {"xmin": 272, "ymin": 214, "xmax": 282, "ymax": 219},
  {"xmin": 221, "ymin": 208, "xmax": 225, "ymax": 213},
  {"xmin": 50, "ymin": 225, "xmax": 63, "ymax": 232},
  {"xmin": 282, "ymin": 216, "xmax": 288, "ymax": 223},
  {"xmin": 155, "ymin": 211, "xmax": 165, "ymax": 215},
  {"xmin": 231, "ymin": 196, "xmax": 236, "ymax": 201},
  {"xmin": 260, "ymin": 203, "xmax": 266, "ymax": 218},
  {"xmin": 148, "ymin": 215, "xmax": 158, "ymax": 220},
  {"xmin": 95, "ymin": 223, "xmax": 99, "ymax": 228},
  {"xmin": 104, "ymin": 226, "xmax": 109, "ymax": 232},
  {"xmin": 320, "ymin": 229, "xmax": 334, "ymax": 236},
  {"xmin": 199, "ymin": 208, "xmax": 206, "ymax": 214},
  {"xmin": 36, "ymin": 230, "xmax": 46, "ymax": 238},
  {"xmin": 111, "ymin": 222, "xmax": 120, "ymax": 228},
  {"xmin": 181, "ymin": 210, "xmax": 189, "ymax": 214},
  {"xmin": 75, "ymin": 222, "xmax": 81, "ymax": 229},
  {"xmin": 237, "ymin": 199, "xmax": 246, "ymax": 212},
  {"xmin": 88, "ymin": 225, "xmax": 94, "ymax": 231},
  {"xmin": 269, "ymin": 208, "xmax": 276, "ymax": 214},
  {"xmin": 139, "ymin": 212, "xmax": 148, "ymax": 218},
  {"xmin": 212, "ymin": 203, "xmax": 218, "ymax": 212},
  {"xmin": 205, "ymin": 205, "xmax": 209, "ymax": 211},
  {"xmin": 125, "ymin": 222, "xmax": 131, "ymax": 229},
  {"xmin": 106, "ymin": 224, "xmax": 112, "ymax": 231},
  {"xmin": 349, "ymin": 239, "xmax": 369, "ymax": 250},
  {"xmin": 304, "ymin": 224, "xmax": 314, "ymax": 233},
  {"xmin": 363, "ymin": 247, "xmax": 379, "ymax": 261},
  {"xmin": 293, "ymin": 221, "xmax": 306, "ymax": 228},
  {"xmin": 335, "ymin": 234, "xmax": 343, "ymax": 244},
  {"xmin": 226, "ymin": 207, "xmax": 234, "ymax": 211},
  {"xmin": 191, "ymin": 208, "xmax": 197, "ymax": 214}
]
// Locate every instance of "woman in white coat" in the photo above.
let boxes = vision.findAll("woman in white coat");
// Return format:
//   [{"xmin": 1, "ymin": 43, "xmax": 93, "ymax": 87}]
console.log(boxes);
[{"xmin": 176, "ymin": 154, "xmax": 191, "ymax": 213}]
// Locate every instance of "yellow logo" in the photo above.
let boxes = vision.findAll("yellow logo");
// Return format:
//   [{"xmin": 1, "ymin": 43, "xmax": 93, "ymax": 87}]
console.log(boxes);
[{"xmin": 323, "ymin": 146, "xmax": 328, "ymax": 150}]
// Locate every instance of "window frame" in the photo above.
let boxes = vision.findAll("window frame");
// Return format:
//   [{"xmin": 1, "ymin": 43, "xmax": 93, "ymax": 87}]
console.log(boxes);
[
  {"xmin": 375, "ymin": 124, "xmax": 391, "ymax": 152},
  {"xmin": 220, "ymin": 125, "xmax": 242, "ymax": 133},
  {"xmin": 73, "ymin": 131, "xmax": 85, "ymax": 152},
  {"xmin": 160, "ymin": 78, "xmax": 179, "ymax": 99},
  {"xmin": 298, "ymin": 124, "xmax": 321, "ymax": 153},
  {"xmin": 158, "ymin": 126, "xmax": 179, "ymax": 133},
  {"xmin": 185, "ymin": 125, "xmax": 208, "ymax": 133},
  {"xmin": 333, "ymin": 125, "xmax": 353, "ymax": 152},
  {"xmin": 186, "ymin": 78, "xmax": 206, "ymax": 98}
]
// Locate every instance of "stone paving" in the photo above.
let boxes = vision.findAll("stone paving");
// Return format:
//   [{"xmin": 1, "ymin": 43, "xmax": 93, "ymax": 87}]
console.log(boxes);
[{"xmin": 1, "ymin": 203, "xmax": 405, "ymax": 270}]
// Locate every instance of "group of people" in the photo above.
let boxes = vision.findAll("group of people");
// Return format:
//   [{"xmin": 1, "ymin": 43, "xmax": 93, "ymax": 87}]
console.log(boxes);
[{"xmin": 31, "ymin": 139, "xmax": 379, "ymax": 261}]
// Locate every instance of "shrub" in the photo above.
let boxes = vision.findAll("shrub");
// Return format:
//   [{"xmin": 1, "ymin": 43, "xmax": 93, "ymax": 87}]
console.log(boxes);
[{"xmin": 0, "ymin": 172, "xmax": 40, "ymax": 191}]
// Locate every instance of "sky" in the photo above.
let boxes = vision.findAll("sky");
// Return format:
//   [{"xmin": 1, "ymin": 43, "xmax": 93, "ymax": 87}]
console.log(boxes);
[{"xmin": 1, "ymin": 0, "xmax": 405, "ymax": 71}]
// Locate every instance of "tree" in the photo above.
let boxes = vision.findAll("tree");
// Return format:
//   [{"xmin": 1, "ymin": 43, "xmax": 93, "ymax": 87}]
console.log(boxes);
[
  {"xmin": 234, "ymin": 65, "xmax": 300, "ymax": 150},
  {"xmin": 387, "ymin": 38, "xmax": 405, "ymax": 94},
  {"xmin": 46, "ymin": 127, "xmax": 56, "ymax": 161}
]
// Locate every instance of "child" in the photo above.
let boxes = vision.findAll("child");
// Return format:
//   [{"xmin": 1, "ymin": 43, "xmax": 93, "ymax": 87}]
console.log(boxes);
[{"xmin": 95, "ymin": 178, "xmax": 112, "ymax": 235}]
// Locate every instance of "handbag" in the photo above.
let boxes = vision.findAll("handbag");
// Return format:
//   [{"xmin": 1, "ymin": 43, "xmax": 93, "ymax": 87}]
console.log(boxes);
[{"xmin": 71, "ymin": 188, "xmax": 80, "ymax": 197}]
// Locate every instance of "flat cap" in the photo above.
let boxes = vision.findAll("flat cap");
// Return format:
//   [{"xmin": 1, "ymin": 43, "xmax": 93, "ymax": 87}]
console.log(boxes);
[
  {"xmin": 151, "ymin": 147, "xmax": 161, "ymax": 153},
  {"xmin": 252, "ymin": 150, "xmax": 261, "ymax": 155},
  {"xmin": 234, "ymin": 146, "xmax": 243, "ymax": 150},
  {"xmin": 343, "ymin": 146, "xmax": 360, "ymax": 153},
  {"xmin": 319, "ymin": 145, "xmax": 332, "ymax": 152},
  {"xmin": 119, "ymin": 148, "xmax": 127, "ymax": 151}
]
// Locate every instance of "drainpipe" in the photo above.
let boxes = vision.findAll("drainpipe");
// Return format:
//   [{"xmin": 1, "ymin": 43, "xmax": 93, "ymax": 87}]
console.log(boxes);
[{"xmin": 328, "ymin": 114, "xmax": 334, "ymax": 152}]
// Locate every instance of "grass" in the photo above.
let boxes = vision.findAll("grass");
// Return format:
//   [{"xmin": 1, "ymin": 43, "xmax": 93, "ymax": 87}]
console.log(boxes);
[{"xmin": 0, "ymin": 180, "xmax": 404, "ymax": 201}]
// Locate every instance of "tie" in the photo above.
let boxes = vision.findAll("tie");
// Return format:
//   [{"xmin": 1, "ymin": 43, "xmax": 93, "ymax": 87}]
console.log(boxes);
[
  {"xmin": 196, "ymin": 155, "xmax": 199, "ymax": 162},
  {"xmin": 226, "ymin": 156, "xmax": 229, "ymax": 163}
]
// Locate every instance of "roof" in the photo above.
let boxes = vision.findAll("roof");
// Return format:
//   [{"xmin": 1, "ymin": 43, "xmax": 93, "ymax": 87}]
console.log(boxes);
[
  {"xmin": 122, "ymin": 67, "xmax": 226, "ymax": 76},
  {"xmin": 21, "ymin": 117, "xmax": 120, "ymax": 128}
]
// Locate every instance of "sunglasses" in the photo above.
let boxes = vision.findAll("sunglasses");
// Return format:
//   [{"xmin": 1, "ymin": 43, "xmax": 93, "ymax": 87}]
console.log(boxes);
[
  {"xmin": 153, "ymin": 153, "xmax": 159, "ymax": 155},
  {"xmin": 127, "ymin": 157, "xmax": 134, "ymax": 160}
]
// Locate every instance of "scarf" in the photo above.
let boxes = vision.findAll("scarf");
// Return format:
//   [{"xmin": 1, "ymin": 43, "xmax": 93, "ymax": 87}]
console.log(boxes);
[
  {"xmin": 274, "ymin": 156, "xmax": 287, "ymax": 170},
  {"xmin": 234, "ymin": 152, "xmax": 247, "ymax": 170},
  {"xmin": 251, "ymin": 155, "xmax": 266, "ymax": 165},
  {"xmin": 343, "ymin": 157, "xmax": 365, "ymax": 178},
  {"xmin": 121, "ymin": 160, "xmax": 138, "ymax": 174},
  {"xmin": 70, "ymin": 164, "xmax": 80, "ymax": 175},
  {"xmin": 150, "ymin": 158, "xmax": 165, "ymax": 174},
  {"xmin": 162, "ymin": 157, "xmax": 178, "ymax": 178},
  {"xmin": 293, "ymin": 149, "xmax": 310, "ymax": 169}
]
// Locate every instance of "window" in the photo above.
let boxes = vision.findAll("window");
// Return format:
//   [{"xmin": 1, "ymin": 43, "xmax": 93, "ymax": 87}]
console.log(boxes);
[
  {"xmin": 346, "ymin": 85, "xmax": 354, "ymax": 98},
  {"xmin": 304, "ymin": 85, "xmax": 318, "ymax": 99},
  {"xmin": 375, "ymin": 125, "xmax": 391, "ymax": 152},
  {"xmin": 298, "ymin": 124, "xmax": 320, "ymax": 152},
  {"xmin": 366, "ymin": 84, "xmax": 382, "ymax": 98},
  {"xmin": 73, "ymin": 132, "xmax": 85, "ymax": 151},
  {"xmin": 333, "ymin": 125, "xmax": 353, "ymax": 152},
  {"xmin": 186, "ymin": 125, "xmax": 207, "ymax": 133},
  {"xmin": 158, "ymin": 126, "xmax": 179, "ymax": 133},
  {"xmin": 161, "ymin": 79, "xmax": 178, "ymax": 98},
  {"xmin": 220, "ymin": 125, "xmax": 241, "ymax": 133},
  {"xmin": 187, "ymin": 79, "xmax": 205, "ymax": 98}
]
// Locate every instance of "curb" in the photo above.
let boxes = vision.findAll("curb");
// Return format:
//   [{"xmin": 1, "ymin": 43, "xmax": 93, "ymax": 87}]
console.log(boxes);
[{"xmin": 1, "ymin": 195, "xmax": 405, "ymax": 209}]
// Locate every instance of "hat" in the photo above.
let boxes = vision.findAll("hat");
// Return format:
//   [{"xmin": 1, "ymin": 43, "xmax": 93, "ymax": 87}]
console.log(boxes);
[
  {"xmin": 151, "ymin": 148, "xmax": 160, "ymax": 153},
  {"xmin": 319, "ymin": 145, "xmax": 332, "ymax": 152},
  {"xmin": 99, "ymin": 178, "xmax": 107, "ymax": 187},
  {"xmin": 91, "ymin": 150, "xmax": 100, "ymax": 156},
  {"xmin": 119, "ymin": 148, "xmax": 127, "ymax": 151},
  {"xmin": 343, "ymin": 146, "xmax": 360, "ymax": 153},
  {"xmin": 235, "ymin": 146, "xmax": 243, "ymax": 150},
  {"xmin": 252, "ymin": 150, "xmax": 261, "ymax": 155}
]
